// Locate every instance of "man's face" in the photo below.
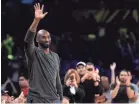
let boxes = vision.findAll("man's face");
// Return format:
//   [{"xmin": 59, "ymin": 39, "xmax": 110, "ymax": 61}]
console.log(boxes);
[
  {"xmin": 37, "ymin": 30, "xmax": 51, "ymax": 49},
  {"xmin": 119, "ymin": 71, "xmax": 128, "ymax": 83},
  {"xmin": 77, "ymin": 65, "xmax": 86, "ymax": 75},
  {"xmin": 86, "ymin": 64, "xmax": 95, "ymax": 71},
  {"xmin": 19, "ymin": 76, "xmax": 28, "ymax": 88}
]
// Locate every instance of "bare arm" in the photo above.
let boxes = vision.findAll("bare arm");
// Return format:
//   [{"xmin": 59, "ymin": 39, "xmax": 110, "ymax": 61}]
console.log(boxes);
[
  {"xmin": 110, "ymin": 77, "xmax": 120, "ymax": 99},
  {"xmin": 110, "ymin": 62, "xmax": 116, "ymax": 84},
  {"xmin": 127, "ymin": 86, "xmax": 135, "ymax": 99},
  {"xmin": 110, "ymin": 85, "xmax": 120, "ymax": 99}
]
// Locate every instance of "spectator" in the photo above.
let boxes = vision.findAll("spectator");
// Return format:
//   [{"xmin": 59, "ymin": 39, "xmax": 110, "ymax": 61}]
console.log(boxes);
[
  {"xmin": 62, "ymin": 69, "xmax": 85, "ymax": 103},
  {"xmin": 100, "ymin": 76, "xmax": 111, "ymax": 103},
  {"xmin": 80, "ymin": 63, "xmax": 104, "ymax": 103},
  {"xmin": 110, "ymin": 70, "xmax": 135, "ymax": 103},
  {"xmin": 14, "ymin": 74, "xmax": 29, "ymax": 103},
  {"xmin": 76, "ymin": 61, "xmax": 86, "ymax": 77}
]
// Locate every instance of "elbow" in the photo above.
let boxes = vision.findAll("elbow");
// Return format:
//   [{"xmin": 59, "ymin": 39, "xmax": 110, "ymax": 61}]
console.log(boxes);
[
  {"xmin": 111, "ymin": 95, "xmax": 115, "ymax": 99},
  {"xmin": 128, "ymin": 94, "xmax": 134, "ymax": 99},
  {"xmin": 130, "ymin": 96, "xmax": 137, "ymax": 102},
  {"xmin": 129, "ymin": 91, "xmax": 135, "ymax": 99},
  {"xmin": 110, "ymin": 92, "xmax": 116, "ymax": 99}
]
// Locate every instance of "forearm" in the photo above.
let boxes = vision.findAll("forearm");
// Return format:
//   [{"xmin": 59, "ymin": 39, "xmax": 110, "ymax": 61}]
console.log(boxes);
[
  {"xmin": 111, "ymin": 70, "xmax": 115, "ymax": 84},
  {"xmin": 130, "ymin": 95, "xmax": 137, "ymax": 102},
  {"xmin": 127, "ymin": 87, "xmax": 135, "ymax": 99},
  {"xmin": 110, "ymin": 85, "xmax": 120, "ymax": 99},
  {"xmin": 29, "ymin": 19, "xmax": 40, "ymax": 32},
  {"xmin": 81, "ymin": 74, "xmax": 88, "ymax": 82}
]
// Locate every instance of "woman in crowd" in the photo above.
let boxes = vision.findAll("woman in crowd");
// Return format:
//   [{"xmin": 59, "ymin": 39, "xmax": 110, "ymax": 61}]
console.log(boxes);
[{"xmin": 62, "ymin": 69, "xmax": 85, "ymax": 104}]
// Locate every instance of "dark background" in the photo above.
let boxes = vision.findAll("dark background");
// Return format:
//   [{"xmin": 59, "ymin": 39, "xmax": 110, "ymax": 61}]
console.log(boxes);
[{"xmin": 1, "ymin": 0, "xmax": 139, "ymax": 96}]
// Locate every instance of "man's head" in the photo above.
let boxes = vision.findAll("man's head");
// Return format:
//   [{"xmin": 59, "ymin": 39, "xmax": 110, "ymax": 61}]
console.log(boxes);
[
  {"xmin": 76, "ymin": 62, "xmax": 86, "ymax": 75},
  {"xmin": 19, "ymin": 74, "xmax": 29, "ymax": 89},
  {"xmin": 86, "ymin": 62, "xmax": 95, "ymax": 71},
  {"xmin": 119, "ymin": 70, "xmax": 128, "ymax": 83},
  {"xmin": 101, "ymin": 76, "xmax": 109, "ymax": 90},
  {"xmin": 36, "ymin": 29, "xmax": 51, "ymax": 49}
]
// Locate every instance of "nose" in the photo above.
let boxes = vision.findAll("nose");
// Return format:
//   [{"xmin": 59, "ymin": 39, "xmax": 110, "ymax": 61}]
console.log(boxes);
[{"xmin": 45, "ymin": 38, "xmax": 49, "ymax": 42}]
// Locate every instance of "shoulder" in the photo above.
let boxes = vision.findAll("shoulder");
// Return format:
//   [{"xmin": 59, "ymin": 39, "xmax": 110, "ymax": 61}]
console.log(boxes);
[{"xmin": 130, "ymin": 83, "xmax": 138, "ymax": 91}]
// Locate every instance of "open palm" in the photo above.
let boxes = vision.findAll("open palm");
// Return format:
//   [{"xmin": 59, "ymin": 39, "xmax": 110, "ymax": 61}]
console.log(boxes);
[{"xmin": 34, "ymin": 3, "xmax": 48, "ymax": 19}]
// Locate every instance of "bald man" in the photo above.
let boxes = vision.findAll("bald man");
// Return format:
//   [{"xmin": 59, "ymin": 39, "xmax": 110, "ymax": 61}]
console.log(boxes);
[
  {"xmin": 24, "ymin": 3, "xmax": 63, "ymax": 103},
  {"xmin": 100, "ymin": 76, "xmax": 111, "ymax": 103}
]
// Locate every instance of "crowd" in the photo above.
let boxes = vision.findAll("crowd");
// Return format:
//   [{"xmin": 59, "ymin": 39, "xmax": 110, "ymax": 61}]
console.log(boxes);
[
  {"xmin": 1, "ymin": 61, "xmax": 139, "ymax": 103},
  {"xmin": 1, "ymin": 1, "xmax": 139, "ymax": 104}
]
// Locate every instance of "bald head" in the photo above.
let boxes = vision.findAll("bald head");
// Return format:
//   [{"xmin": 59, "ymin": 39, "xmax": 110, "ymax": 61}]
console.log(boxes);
[
  {"xmin": 101, "ymin": 76, "xmax": 109, "ymax": 89},
  {"xmin": 36, "ymin": 29, "xmax": 51, "ymax": 49},
  {"xmin": 36, "ymin": 29, "xmax": 50, "ymax": 41},
  {"xmin": 101, "ymin": 76, "xmax": 108, "ymax": 82}
]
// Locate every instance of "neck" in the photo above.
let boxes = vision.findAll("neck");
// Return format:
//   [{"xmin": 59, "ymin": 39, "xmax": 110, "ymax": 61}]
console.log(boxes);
[
  {"xmin": 21, "ymin": 87, "xmax": 28, "ymax": 91},
  {"xmin": 38, "ymin": 46, "xmax": 50, "ymax": 53},
  {"xmin": 120, "ymin": 82, "xmax": 126, "ymax": 85},
  {"xmin": 43, "ymin": 48, "xmax": 50, "ymax": 54}
]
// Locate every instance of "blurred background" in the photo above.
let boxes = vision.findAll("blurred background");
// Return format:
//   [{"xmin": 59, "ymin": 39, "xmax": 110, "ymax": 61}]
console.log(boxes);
[{"xmin": 1, "ymin": 0, "xmax": 139, "ymax": 96}]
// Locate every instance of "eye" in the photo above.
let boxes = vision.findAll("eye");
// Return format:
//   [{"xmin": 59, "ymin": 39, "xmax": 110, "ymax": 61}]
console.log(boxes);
[{"xmin": 42, "ymin": 36, "xmax": 45, "ymax": 39}]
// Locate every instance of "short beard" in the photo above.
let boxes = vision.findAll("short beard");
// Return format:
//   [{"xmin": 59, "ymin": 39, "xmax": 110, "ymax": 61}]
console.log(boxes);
[{"xmin": 39, "ymin": 43, "xmax": 49, "ymax": 49}]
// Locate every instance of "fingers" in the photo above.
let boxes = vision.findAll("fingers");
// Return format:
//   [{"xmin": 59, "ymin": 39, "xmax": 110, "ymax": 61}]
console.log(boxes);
[
  {"xmin": 38, "ymin": 3, "xmax": 40, "ymax": 9},
  {"xmin": 96, "ymin": 68, "xmax": 99, "ymax": 74},
  {"xmin": 34, "ymin": 3, "xmax": 41, "ymax": 10},
  {"xmin": 41, "ymin": 5, "xmax": 44, "ymax": 11},
  {"xmin": 43, "ymin": 12, "xmax": 48, "ymax": 16},
  {"xmin": 116, "ymin": 76, "xmax": 119, "ymax": 82}
]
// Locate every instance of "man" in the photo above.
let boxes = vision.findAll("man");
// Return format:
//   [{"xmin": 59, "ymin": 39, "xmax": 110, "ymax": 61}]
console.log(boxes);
[
  {"xmin": 110, "ymin": 70, "xmax": 135, "ymax": 103},
  {"xmin": 76, "ymin": 61, "xmax": 86, "ymax": 77},
  {"xmin": 86, "ymin": 62, "xmax": 95, "ymax": 70},
  {"xmin": 24, "ymin": 3, "xmax": 63, "ymax": 103},
  {"xmin": 79, "ymin": 64, "xmax": 103, "ymax": 103},
  {"xmin": 19, "ymin": 74, "xmax": 29, "ymax": 93},
  {"xmin": 14, "ymin": 74, "xmax": 29, "ymax": 103},
  {"xmin": 100, "ymin": 76, "xmax": 111, "ymax": 103}
]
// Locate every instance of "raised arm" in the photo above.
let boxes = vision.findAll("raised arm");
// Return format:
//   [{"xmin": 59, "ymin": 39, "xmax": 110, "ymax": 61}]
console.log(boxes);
[
  {"xmin": 24, "ymin": 3, "xmax": 48, "ymax": 59},
  {"xmin": 110, "ymin": 62, "xmax": 116, "ymax": 84},
  {"xmin": 110, "ymin": 76, "xmax": 120, "ymax": 99}
]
